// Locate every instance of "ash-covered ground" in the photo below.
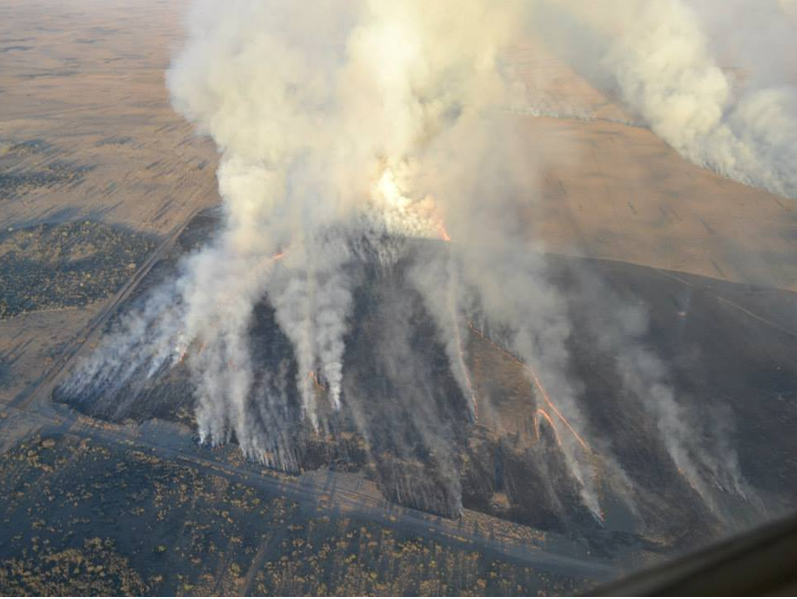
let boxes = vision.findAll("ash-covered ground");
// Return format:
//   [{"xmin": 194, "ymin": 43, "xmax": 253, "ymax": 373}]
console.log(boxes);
[{"xmin": 54, "ymin": 210, "xmax": 797, "ymax": 557}]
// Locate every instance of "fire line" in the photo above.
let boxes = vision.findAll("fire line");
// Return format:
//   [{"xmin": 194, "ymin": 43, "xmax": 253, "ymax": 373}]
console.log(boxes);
[{"xmin": 467, "ymin": 321, "xmax": 592, "ymax": 453}]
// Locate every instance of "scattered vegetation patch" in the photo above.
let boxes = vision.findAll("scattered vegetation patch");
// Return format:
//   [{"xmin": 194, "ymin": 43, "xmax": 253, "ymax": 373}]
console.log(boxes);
[
  {"xmin": 0, "ymin": 139, "xmax": 91, "ymax": 199},
  {"xmin": 0, "ymin": 434, "xmax": 588, "ymax": 596},
  {"xmin": 0, "ymin": 537, "xmax": 148, "ymax": 596},
  {"xmin": 0, "ymin": 164, "xmax": 89, "ymax": 200},
  {"xmin": 0, "ymin": 138, "xmax": 50, "ymax": 159},
  {"xmin": 0, "ymin": 221, "xmax": 156, "ymax": 318}
]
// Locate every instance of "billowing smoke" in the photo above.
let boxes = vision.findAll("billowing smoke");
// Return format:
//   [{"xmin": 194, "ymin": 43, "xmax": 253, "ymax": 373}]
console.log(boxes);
[
  {"xmin": 161, "ymin": 0, "xmax": 516, "ymax": 449},
  {"xmin": 531, "ymin": 0, "xmax": 797, "ymax": 198},
  {"xmin": 59, "ymin": 0, "xmax": 776, "ymax": 521},
  {"xmin": 569, "ymin": 267, "xmax": 751, "ymax": 512}
]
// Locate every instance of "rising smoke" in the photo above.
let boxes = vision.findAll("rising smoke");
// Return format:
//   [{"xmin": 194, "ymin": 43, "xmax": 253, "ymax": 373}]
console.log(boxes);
[
  {"xmin": 60, "ymin": 0, "xmax": 787, "ymax": 521},
  {"xmin": 531, "ymin": 0, "xmax": 797, "ymax": 198},
  {"xmin": 162, "ymin": 0, "xmax": 529, "ymax": 456}
]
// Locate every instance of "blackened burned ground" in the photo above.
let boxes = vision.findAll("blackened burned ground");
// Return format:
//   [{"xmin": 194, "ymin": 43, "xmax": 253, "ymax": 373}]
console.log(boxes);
[
  {"xmin": 556, "ymin": 257, "xmax": 797, "ymax": 511},
  {"xmin": 53, "ymin": 210, "xmax": 797, "ymax": 556}
]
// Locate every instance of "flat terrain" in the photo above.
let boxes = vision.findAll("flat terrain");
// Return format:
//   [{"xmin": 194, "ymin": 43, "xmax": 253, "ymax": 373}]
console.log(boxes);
[
  {"xmin": 0, "ymin": 432, "xmax": 592, "ymax": 595},
  {"xmin": 0, "ymin": 0, "xmax": 216, "ymax": 234},
  {"xmin": 508, "ymin": 40, "xmax": 797, "ymax": 290},
  {"xmin": 0, "ymin": 0, "xmax": 216, "ymax": 408}
]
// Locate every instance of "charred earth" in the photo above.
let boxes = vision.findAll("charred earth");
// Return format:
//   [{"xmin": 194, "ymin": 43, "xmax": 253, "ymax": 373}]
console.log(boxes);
[{"xmin": 54, "ymin": 209, "xmax": 797, "ymax": 556}]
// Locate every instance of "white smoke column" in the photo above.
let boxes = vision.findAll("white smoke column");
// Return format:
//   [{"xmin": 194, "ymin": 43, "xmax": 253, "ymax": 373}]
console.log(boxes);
[
  {"xmin": 163, "ymin": 0, "xmax": 615, "ymax": 517},
  {"xmin": 165, "ymin": 0, "xmax": 543, "ymax": 441},
  {"xmin": 167, "ymin": 1, "xmax": 357, "ymax": 438},
  {"xmin": 176, "ymin": 226, "xmax": 280, "ymax": 449},
  {"xmin": 609, "ymin": 0, "xmax": 797, "ymax": 198},
  {"xmin": 351, "ymin": 1, "xmax": 608, "ymax": 514},
  {"xmin": 536, "ymin": 0, "xmax": 797, "ymax": 198},
  {"xmin": 265, "ymin": 234, "xmax": 353, "ymax": 425},
  {"xmin": 409, "ymin": 250, "xmax": 478, "ymax": 420},
  {"xmin": 569, "ymin": 268, "xmax": 751, "ymax": 509}
]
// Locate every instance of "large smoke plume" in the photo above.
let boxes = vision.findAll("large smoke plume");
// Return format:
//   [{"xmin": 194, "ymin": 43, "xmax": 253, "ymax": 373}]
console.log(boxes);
[
  {"xmin": 530, "ymin": 0, "xmax": 797, "ymax": 198},
  {"xmin": 60, "ymin": 0, "xmax": 791, "ymax": 521}
]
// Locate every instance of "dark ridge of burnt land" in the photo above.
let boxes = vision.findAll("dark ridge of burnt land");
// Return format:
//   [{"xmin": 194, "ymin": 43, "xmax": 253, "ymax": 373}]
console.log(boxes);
[
  {"xmin": 51, "ymin": 215, "xmax": 600, "ymax": 528},
  {"xmin": 52, "ymin": 210, "xmax": 797, "ymax": 552},
  {"xmin": 550, "ymin": 254, "xmax": 797, "ymax": 506}
]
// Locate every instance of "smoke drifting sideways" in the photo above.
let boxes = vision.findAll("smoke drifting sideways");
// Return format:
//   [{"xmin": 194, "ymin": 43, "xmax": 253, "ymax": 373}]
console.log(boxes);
[
  {"xmin": 61, "ymin": 0, "xmax": 759, "ymax": 522},
  {"xmin": 530, "ymin": 0, "xmax": 797, "ymax": 199}
]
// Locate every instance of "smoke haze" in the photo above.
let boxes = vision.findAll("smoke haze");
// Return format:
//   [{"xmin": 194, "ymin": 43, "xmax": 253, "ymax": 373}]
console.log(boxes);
[
  {"xmin": 61, "ymin": 0, "xmax": 792, "ymax": 521},
  {"xmin": 530, "ymin": 0, "xmax": 797, "ymax": 198}
]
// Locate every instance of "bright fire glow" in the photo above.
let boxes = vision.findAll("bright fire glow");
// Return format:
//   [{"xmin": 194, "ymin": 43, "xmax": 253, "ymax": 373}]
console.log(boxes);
[
  {"xmin": 308, "ymin": 370, "xmax": 327, "ymax": 392},
  {"xmin": 375, "ymin": 167, "xmax": 411, "ymax": 209},
  {"xmin": 437, "ymin": 222, "xmax": 452, "ymax": 242},
  {"xmin": 370, "ymin": 166, "xmax": 450, "ymax": 241}
]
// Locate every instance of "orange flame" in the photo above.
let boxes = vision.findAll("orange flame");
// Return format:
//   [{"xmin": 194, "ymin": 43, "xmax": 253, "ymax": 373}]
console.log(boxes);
[
  {"xmin": 534, "ymin": 408, "xmax": 562, "ymax": 447},
  {"xmin": 524, "ymin": 366, "xmax": 591, "ymax": 453},
  {"xmin": 467, "ymin": 321, "xmax": 592, "ymax": 453},
  {"xmin": 308, "ymin": 371, "xmax": 327, "ymax": 392},
  {"xmin": 175, "ymin": 340, "xmax": 207, "ymax": 365},
  {"xmin": 437, "ymin": 222, "xmax": 452, "ymax": 243}
]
